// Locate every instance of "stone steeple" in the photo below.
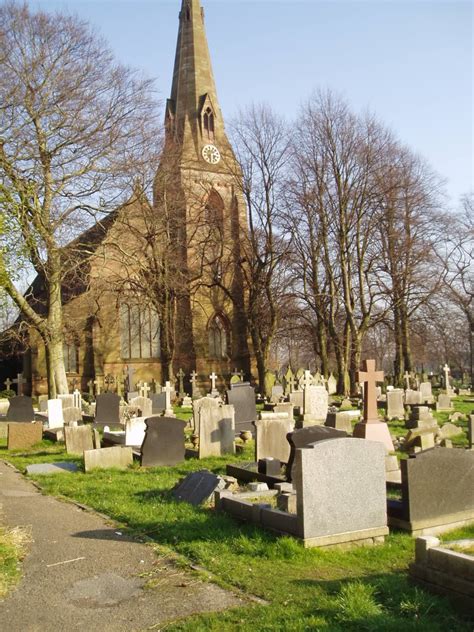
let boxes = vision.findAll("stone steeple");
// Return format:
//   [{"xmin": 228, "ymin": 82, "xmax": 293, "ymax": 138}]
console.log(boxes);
[{"xmin": 166, "ymin": 0, "xmax": 233, "ymax": 168}]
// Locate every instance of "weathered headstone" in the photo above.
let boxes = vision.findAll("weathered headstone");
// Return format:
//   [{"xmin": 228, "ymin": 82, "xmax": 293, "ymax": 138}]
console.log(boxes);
[
  {"xmin": 405, "ymin": 406, "xmax": 437, "ymax": 430},
  {"xmin": 58, "ymin": 394, "xmax": 74, "ymax": 409},
  {"xmin": 303, "ymin": 385, "xmax": 328, "ymax": 425},
  {"xmin": 405, "ymin": 389, "xmax": 422, "ymax": 406},
  {"xmin": 254, "ymin": 416, "xmax": 294, "ymax": 463},
  {"xmin": 7, "ymin": 422, "xmax": 42, "ymax": 449},
  {"xmin": 198, "ymin": 402, "xmax": 235, "ymax": 458},
  {"xmin": 289, "ymin": 390, "xmax": 303, "ymax": 410},
  {"xmin": 419, "ymin": 382, "xmax": 434, "ymax": 404},
  {"xmin": 173, "ymin": 470, "xmax": 225, "ymax": 505},
  {"xmin": 226, "ymin": 384, "xmax": 257, "ymax": 432},
  {"xmin": 192, "ymin": 396, "xmax": 219, "ymax": 431},
  {"xmin": 386, "ymin": 389, "xmax": 405, "ymax": 420},
  {"xmin": 64, "ymin": 425, "xmax": 94, "ymax": 455},
  {"xmin": 95, "ymin": 392, "xmax": 121, "ymax": 425},
  {"xmin": 404, "ymin": 427, "xmax": 436, "ymax": 452},
  {"xmin": 140, "ymin": 416, "xmax": 186, "ymax": 467},
  {"xmin": 129, "ymin": 396, "xmax": 152, "ymax": 418},
  {"xmin": 325, "ymin": 411, "xmax": 352, "ymax": 433},
  {"xmin": 209, "ymin": 372, "xmax": 219, "ymax": 397},
  {"xmin": 327, "ymin": 373, "xmax": 337, "ymax": 396},
  {"xmin": 270, "ymin": 384, "xmax": 284, "ymax": 404},
  {"xmin": 62, "ymin": 406, "xmax": 82, "ymax": 425},
  {"xmin": 84, "ymin": 446, "xmax": 133, "ymax": 472},
  {"xmin": 5, "ymin": 396, "xmax": 35, "ymax": 423},
  {"xmin": 437, "ymin": 422, "xmax": 463, "ymax": 440},
  {"xmin": 436, "ymin": 394, "xmax": 453, "ymax": 412}
]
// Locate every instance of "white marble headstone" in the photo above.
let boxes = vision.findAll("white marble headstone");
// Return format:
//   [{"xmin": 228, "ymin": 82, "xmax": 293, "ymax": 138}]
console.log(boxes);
[{"xmin": 48, "ymin": 398, "xmax": 64, "ymax": 429}]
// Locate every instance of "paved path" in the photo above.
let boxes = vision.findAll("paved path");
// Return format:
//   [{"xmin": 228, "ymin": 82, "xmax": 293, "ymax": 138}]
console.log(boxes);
[{"xmin": 0, "ymin": 461, "xmax": 243, "ymax": 631}]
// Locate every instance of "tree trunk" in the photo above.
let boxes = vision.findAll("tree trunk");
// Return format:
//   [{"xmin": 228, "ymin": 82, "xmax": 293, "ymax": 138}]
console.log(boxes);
[{"xmin": 47, "ymin": 265, "xmax": 68, "ymax": 394}]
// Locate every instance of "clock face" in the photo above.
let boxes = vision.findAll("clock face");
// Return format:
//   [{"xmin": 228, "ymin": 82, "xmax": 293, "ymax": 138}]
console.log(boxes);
[{"xmin": 202, "ymin": 144, "xmax": 221, "ymax": 164}]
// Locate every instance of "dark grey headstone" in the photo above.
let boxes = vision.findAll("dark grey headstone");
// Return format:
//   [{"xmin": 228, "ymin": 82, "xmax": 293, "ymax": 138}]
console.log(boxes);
[
  {"xmin": 173, "ymin": 470, "xmax": 224, "ymax": 506},
  {"xmin": 140, "ymin": 416, "xmax": 186, "ymax": 467},
  {"xmin": 94, "ymin": 392, "xmax": 121, "ymax": 425},
  {"xmin": 226, "ymin": 385, "xmax": 256, "ymax": 432},
  {"xmin": 389, "ymin": 449, "xmax": 474, "ymax": 525},
  {"xmin": 5, "ymin": 396, "xmax": 35, "ymax": 422},
  {"xmin": 150, "ymin": 392, "xmax": 167, "ymax": 415},
  {"xmin": 286, "ymin": 425, "xmax": 347, "ymax": 482}
]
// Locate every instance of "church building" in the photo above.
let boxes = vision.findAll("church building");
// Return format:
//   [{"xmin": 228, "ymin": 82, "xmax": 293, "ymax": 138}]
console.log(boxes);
[{"xmin": 6, "ymin": 0, "xmax": 251, "ymax": 395}]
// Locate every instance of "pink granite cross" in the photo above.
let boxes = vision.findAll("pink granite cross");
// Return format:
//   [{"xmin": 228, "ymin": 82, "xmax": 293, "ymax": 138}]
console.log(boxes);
[{"xmin": 357, "ymin": 359, "xmax": 384, "ymax": 423}]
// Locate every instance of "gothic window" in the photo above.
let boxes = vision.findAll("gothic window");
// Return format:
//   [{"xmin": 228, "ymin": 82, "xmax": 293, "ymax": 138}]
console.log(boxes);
[
  {"xmin": 63, "ymin": 342, "xmax": 78, "ymax": 373},
  {"xmin": 208, "ymin": 313, "xmax": 229, "ymax": 359},
  {"xmin": 203, "ymin": 107, "xmax": 215, "ymax": 141},
  {"xmin": 120, "ymin": 304, "xmax": 160, "ymax": 360},
  {"xmin": 205, "ymin": 190, "xmax": 224, "ymax": 272}
]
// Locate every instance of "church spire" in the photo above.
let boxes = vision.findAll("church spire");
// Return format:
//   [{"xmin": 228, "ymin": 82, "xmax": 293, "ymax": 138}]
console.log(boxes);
[{"xmin": 166, "ymin": 0, "xmax": 228, "ymax": 161}]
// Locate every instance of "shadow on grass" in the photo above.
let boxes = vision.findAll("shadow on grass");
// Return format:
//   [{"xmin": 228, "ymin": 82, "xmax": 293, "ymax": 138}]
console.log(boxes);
[{"xmin": 72, "ymin": 528, "xmax": 141, "ymax": 543}]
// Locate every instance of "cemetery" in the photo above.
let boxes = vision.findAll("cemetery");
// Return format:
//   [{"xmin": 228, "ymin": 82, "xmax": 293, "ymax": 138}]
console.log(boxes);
[{"xmin": 0, "ymin": 363, "xmax": 473, "ymax": 630}]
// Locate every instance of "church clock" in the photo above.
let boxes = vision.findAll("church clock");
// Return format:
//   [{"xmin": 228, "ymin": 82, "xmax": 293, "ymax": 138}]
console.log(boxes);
[{"xmin": 202, "ymin": 144, "xmax": 221, "ymax": 164}]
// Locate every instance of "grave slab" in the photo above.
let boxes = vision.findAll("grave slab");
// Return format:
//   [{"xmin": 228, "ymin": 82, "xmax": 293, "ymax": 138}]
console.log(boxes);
[
  {"xmin": 26, "ymin": 461, "xmax": 79, "ymax": 475},
  {"xmin": 173, "ymin": 470, "xmax": 225, "ymax": 505}
]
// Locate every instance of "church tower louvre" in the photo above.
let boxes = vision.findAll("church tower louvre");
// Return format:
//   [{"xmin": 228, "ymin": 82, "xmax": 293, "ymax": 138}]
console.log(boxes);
[{"xmin": 155, "ymin": 0, "xmax": 251, "ymax": 379}]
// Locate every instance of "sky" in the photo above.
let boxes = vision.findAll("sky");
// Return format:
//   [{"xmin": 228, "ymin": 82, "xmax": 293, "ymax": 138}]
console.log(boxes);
[{"xmin": 31, "ymin": 0, "xmax": 473, "ymax": 206}]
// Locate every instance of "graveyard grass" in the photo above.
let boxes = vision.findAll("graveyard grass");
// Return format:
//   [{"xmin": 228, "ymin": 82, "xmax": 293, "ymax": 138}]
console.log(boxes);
[
  {"xmin": 0, "ymin": 401, "xmax": 473, "ymax": 630},
  {"xmin": 0, "ymin": 523, "xmax": 31, "ymax": 598}
]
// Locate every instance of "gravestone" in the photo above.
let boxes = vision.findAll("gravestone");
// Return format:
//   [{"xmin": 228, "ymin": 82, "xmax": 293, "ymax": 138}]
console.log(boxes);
[
  {"xmin": 26, "ymin": 462, "xmax": 79, "ymax": 475},
  {"xmin": 325, "ymin": 411, "xmax": 352, "ymax": 433},
  {"xmin": 404, "ymin": 427, "xmax": 436, "ymax": 452},
  {"xmin": 436, "ymin": 394, "xmax": 453, "ymax": 412},
  {"xmin": 7, "ymin": 422, "xmax": 43, "ymax": 449},
  {"xmin": 289, "ymin": 390, "xmax": 303, "ymax": 410},
  {"xmin": 264, "ymin": 371, "xmax": 276, "ymax": 398},
  {"xmin": 303, "ymin": 385, "xmax": 328, "ymax": 425},
  {"xmin": 353, "ymin": 359, "xmax": 393, "ymax": 451},
  {"xmin": 254, "ymin": 416, "xmax": 294, "ymax": 463},
  {"xmin": 140, "ymin": 416, "xmax": 186, "ymax": 467},
  {"xmin": 406, "ymin": 406, "xmax": 438, "ymax": 430},
  {"xmin": 38, "ymin": 395, "xmax": 48, "ymax": 412},
  {"xmin": 270, "ymin": 384, "xmax": 284, "ymax": 404},
  {"xmin": 274, "ymin": 402, "xmax": 294, "ymax": 419},
  {"xmin": 64, "ymin": 425, "xmax": 94, "ymax": 455},
  {"xmin": 47, "ymin": 399, "xmax": 64, "ymax": 429},
  {"xmin": 226, "ymin": 384, "xmax": 257, "ymax": 432},
  {"xmin": 151, "ymin": 392, "xmax": 167, "ymax": 415},
  {"xmin": 192, "ymin": 396, "xmax": 219, "ymax": 431},
  {"xmin": 386, "ymin": 389, "xmax": 405, "ymax": 420},
  {"xmin": 130, "ymin": 396, "xmax": 152, "ymax": 418},
  {"xmin": 84, "ymin": 446, "xmax": 133, "ymax": 472},
  {"xmin": 286, "ymin": 425, "xmax": 347, "ymax": 481},
  {"xmin": 405, "ymin": 389, "xmax": 422, "ymax": 406},
  {"xmin": 387, "ymin": 449, "xmax": 474, "ymax": 534},
  {"xmin": 419, "ymin": 382, "xmax": 434, "ymax": 404},
  {"xmin": 58, "ymin": 394, "xmax": 74, "ymax": 409},
  {"xmin": 127, "ymin": 391, "xmax": 139, "ymax": 403},
  {"xmin": 125, "ymin": 418, "xmax": 147, "ymax": 446},
  {"xmin": 5, "ymin": 396, "xmax": 35, "ymax": 423},
  {"xmin": 95, "ymin": 392, "xmax": 121, "ymax": 425},
  {"xmin": 294, "ymin": 438, "xmax": 388, "ymax": 546},
  {"xmin": 62, "ymin": 406, "xmax": 82, "ymax": 425},
  {"xmin": 173, "ymin": 470, "xmax": 225, "ymax": 506},
  {"xmin": 327, "ymin": 373, "xmax": 337, "ymax": 396},
  {"xmin": 198, "ymin": 402, "xmax": 235, "ymax": 458}
]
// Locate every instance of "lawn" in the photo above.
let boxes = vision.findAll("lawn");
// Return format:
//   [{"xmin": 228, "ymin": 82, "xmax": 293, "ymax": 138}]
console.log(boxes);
[{"xmin": 0, "ymin": 398, "xmax": 473, "ymax": 630}]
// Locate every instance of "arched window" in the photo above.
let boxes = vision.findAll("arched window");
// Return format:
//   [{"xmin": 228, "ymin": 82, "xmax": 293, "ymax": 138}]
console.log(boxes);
[
  {"xmin": 203, "ymin": 107, "xmax": 215, "ymax": 140},
  {"xmin": 120, "ymin": 304, "xmax": 160, "ymax": 360},
  {"xmin": 205, "ymin": 189, "xmax": 224, "ymax": 230},
  {"xmin": 208, "ymin": 313, "xmax": 230, "ymax": 359}
]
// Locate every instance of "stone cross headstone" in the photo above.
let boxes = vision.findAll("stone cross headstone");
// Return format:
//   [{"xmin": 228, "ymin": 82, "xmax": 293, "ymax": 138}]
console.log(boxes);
[
  {"xmin": 230, "ymin": 368, "xmax": 242, "ymax": 385},
  {"xmin": 104, "ymin": 374, "xmax": 115, "ymax": 392},
  {"xmin": 190, "ymin": 371, "xmax": 200, "ymax": 399},
  {"xmin": 176, "ymin": 369, "xmax": 185, "ymax": 398},
  {"xmin": 443, "ymin": 363, "xmax": 451, "ymax": 394},
  {"xmin": 94, "ymin": 376, "xmax": 103, "ymax": 396},
  {"xmin": 140, "ymin": 382, "xmax": 151, "ymax": 399},
  {"xmin": 163, "ymin": 381, "xmax": 174, "ymax": 416},
  {"xmin": 47, "ymin": 399, "xmax": 64, "ymax": 429},
  {"xmin": 4, "ymin": 378, "xmax": 12, "ymax": 392},
  {"xmin": 209, "ymin": 372, "xmax": 219, "ymax": 397},
  {"xmin": 140, "ymin": 416, "xmax": 187, "ymax": 467},
  {"xmin": 353, "ymin": 359, "xmax": 393, "ymax": 451},
  {"xmin": 12, "ymin": 373, "xmax": 25, "ymax": 396},
  {"xmin": 302, "ymin": 370, "xmax": 313, "ymax": 390},
  {"xmin": 73, "ymin": 389, "xmax": 81, "ymax": 410}
]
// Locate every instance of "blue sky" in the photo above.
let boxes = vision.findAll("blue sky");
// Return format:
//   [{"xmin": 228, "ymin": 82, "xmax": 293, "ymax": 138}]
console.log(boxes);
[{"xmin": 32, "ymin": 0, "xmax": 472, "ymax": 205}]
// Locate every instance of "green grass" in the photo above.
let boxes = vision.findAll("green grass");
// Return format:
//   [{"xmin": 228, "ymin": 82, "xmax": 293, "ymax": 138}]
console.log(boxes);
[{"xmin": 0, "ymin": 523, "xmax": 31, "ymax": 598}]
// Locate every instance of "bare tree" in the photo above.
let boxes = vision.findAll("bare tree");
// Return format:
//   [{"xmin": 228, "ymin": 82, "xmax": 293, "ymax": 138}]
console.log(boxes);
[
  {"xmin": 0, "ymin": 2, "xmax": 159, "ymax": 395},
  {"xmin": 229, "ymin": 104, "xmax": 293, "ymax": 396}
]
